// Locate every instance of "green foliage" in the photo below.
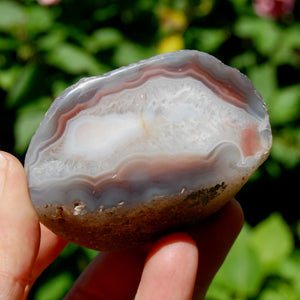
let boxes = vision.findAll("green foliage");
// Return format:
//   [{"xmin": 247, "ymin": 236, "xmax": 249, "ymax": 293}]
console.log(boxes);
[
  {"xmin": 1, "ymin": 0, "xmax": 299, "ymax": 177},
  {"xmin": 251, "ymin": 213, "xmax": 293, "ymax": 270},
  {"xmin": 0, "ymin": 1, "xmax": 27, "ymax": 31},
  {"xmin": 0, "ymin": 0, "xmax": 299, "ymax": 299},
  {"xmin": 34, "ymin": 272, "xmax": 73, "ymax": 300},
  {"xmin": 30, "ymin": 214, "xmax": 299, "ymax": 300},
  {"xmin": 45, "ymin": 43, "xmax": 107, "ymax": 74},
  {"xmin": 207, "ymin": 214, "xmax": 300, "ymax": 299},
  {"xmin": 14, "ymin": 96, "xmax": 51, "ymax": 153},
  {"xmin": 1, "ymin": 0, "xmax": 299, "ymax": 174}
]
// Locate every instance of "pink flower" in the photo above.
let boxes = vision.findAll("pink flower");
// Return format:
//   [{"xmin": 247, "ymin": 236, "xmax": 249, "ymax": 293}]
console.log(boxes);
[
  {"xmin": 254, "ymin": 0, "xmax": 295, "ymax": 18},
  {"xmin": 38, "ymin": 0, "xmax": 61, "ymax": 6}
]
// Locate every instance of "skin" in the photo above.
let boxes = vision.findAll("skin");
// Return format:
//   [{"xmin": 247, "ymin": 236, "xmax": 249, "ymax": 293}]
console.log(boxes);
[{"xmin": 0, "ymin": 151, "xmax": 243, "ymax": 299}]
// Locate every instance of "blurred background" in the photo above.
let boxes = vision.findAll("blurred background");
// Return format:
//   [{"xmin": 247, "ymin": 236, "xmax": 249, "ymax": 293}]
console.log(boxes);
[{"xmin": 0, "ymin": 0, "xmax": 299, "ymax": 299}]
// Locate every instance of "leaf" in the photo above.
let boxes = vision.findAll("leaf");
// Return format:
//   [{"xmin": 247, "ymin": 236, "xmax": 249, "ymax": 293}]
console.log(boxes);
[
  {"xmin": 211, "ymin": 225, "xmax": 264, "ymax": 297},
  {"xmin": 268, "ymin": 85, "xmax": 300, "ymax": 126},
  {"xmin": 259, "ymin": 282, "xmax": 300, "ymax": 300},
  {"xmin": 0, "ymin": 1, "xmax": 26, "ymax": 32},
  {"xmin": 5, "ymin": 62, "xmax": 39, "ymax": 109},
  {"xmin": 85, "ymin": 27, "xmax": 123, "ymax": 53},
  {"xmin": 82, "ymin": 248, "xmax": 99, "ymax": 261},
  {"xmin": 0, "ymin": 65, "xmax": 21, "ymax": 92},
  {"xmin": 113, "ymin": 42, "xmax": 156, "ymax": 67},
  {"xmin": 94, "ymin": 4, "xmax": 119, "ymax": 22},
  {"xmin": 24, "ymin": 5, "xmax": 55, "ymax": 36},
  {"xmin": 271, "ymin": 128, "xmax": 300, "ymax": 169},
  {"xmin": 285, "ymin": 24, "xmax": 300, "ymax": 49},
  {"xmin": 235, "ymin": 17, "xmax": 281, "ymax": 56},
  {"xmin": 230, "ymin": 51, "xmax": 257, "ymax": 70},
  {"xmin": 248, "ymin": 63, "xmax": 277, "ymax": 103},
  {"xmin": 197, "ymin": 28, "xmax": 228, "ymax": 53},
  {"xmin": 264, "ymin": 159, "xmax": 282, "ymax": 178},
  {"xmin": 14, "ymin": 97, "xmax": 51, "ymax": 155},
  {"xmin": 0, "ymin": 36, "xmax": 19, "ymax": 51},
  {"xmin": 251, "ymin": 213, "xmax": 294, "ymax": 271},
  {"xmin": 59, "ymin": 243, "xmax": 79, "ymax": 258},
  {"xmin": 205, "ymin": 284, "xmax": 231, "ymax": 300},
  {"xmin": 185, "ymin": 27, "xmax": 227, "ymax": 53},
  {"xmin": 34, "ymin": 272, "xmax": 73, "ymax": 300},
  {"xmin": 272, "ymin": 24, "xmax": 300, "ymax": 65},
  {"xmin": 46, "ymin": 43, "xmax": 108, "ymax": 75},
  {"xmin": 37, "ymin": 26, "xmax": 67, "ymax": 51},
  {"xmin": 275, "ymin": 251, "xmax": 300, "ymax": 295},
  {"xmin": 230, "ymin": 0, "xmax": 251, "ymax": 13}
]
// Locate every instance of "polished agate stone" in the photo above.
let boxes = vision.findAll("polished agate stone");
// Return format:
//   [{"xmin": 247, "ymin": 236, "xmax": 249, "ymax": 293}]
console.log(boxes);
[{"xmin": 25, "ymin": 50, "xmax": 272, "ymax": 251}]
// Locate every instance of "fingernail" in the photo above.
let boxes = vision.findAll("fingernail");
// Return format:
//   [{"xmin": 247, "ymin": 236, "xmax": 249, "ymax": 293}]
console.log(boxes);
[{"xmin": 0, "ymin": 153, "xmax": 8, "ymax": 198}]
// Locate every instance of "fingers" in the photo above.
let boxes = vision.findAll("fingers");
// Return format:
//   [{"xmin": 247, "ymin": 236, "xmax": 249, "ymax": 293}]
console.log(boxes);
[
  {"xmin": 0, "ymin": 152, "xmax": 40, "ymax": 299},
  {"xmin": 135, "ymin": 233, "xmax": 198, "ymax": 300},
  {"xmin": 188, "ymin": 198, "xmax": 244, "ymax": 299},
  {"xmin": 0, "ymin": 150, "xmax": 243, "ymax": 300},
  {"xmin": 26, "ymin": 224, "xmax": 67, "ymax": 291},
  {"xmin": 136, "ymin": 200, "xmax": 243, "ymax": 300},
  {"xmin": 65, "ymin": 199, "xmax": 243, "ymax": 300},
  {"xmin": 65, "ymin": 234, "xmax": 198, "ymax": 300},
  {"xmin": 64, "ymin": 249, "xmax": 147, "ymax": 300},
  {"xmin": 0, "ymin": 152, "xmax": 67, "ymax": 299}
]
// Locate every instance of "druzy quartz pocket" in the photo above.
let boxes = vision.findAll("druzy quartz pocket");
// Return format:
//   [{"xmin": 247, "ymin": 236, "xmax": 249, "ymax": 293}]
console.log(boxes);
[{"xmin": 25, "ymin": 50, "xmax": 272, "ymax": 251}]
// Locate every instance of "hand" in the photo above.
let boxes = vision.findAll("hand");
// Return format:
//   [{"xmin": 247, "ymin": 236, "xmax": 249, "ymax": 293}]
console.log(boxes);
[{"xmin": 0, "ymin": 151, "xmax": 243, "ymax": 300}]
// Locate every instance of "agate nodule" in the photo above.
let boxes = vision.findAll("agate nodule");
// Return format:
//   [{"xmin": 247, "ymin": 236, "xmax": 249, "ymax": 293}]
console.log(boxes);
[{"xmin": 25, "ymin": 50, "xmax": 272, "ymax": 251}]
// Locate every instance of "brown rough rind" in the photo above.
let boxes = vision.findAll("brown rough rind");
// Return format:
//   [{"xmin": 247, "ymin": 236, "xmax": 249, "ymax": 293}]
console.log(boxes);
[{"xmin": 36, "ymin": 181, "xmax": 240, "ymax": 251}]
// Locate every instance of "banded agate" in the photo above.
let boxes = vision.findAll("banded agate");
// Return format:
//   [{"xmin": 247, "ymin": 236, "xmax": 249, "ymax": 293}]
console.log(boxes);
[{"xmin": 25, "ymin": 50, "xmax": 272, "ymax": 251}]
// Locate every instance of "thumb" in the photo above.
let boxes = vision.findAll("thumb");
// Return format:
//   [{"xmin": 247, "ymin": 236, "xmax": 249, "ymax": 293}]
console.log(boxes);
[{"xmin": 0, "ymin": 152, "xmax": 40, "ymax": 299}]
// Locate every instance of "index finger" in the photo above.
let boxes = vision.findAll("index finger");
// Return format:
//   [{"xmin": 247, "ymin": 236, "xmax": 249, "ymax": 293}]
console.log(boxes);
[{"xmin": 188, "ymin": 198, "xmax": 244, "ymax": 299}]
